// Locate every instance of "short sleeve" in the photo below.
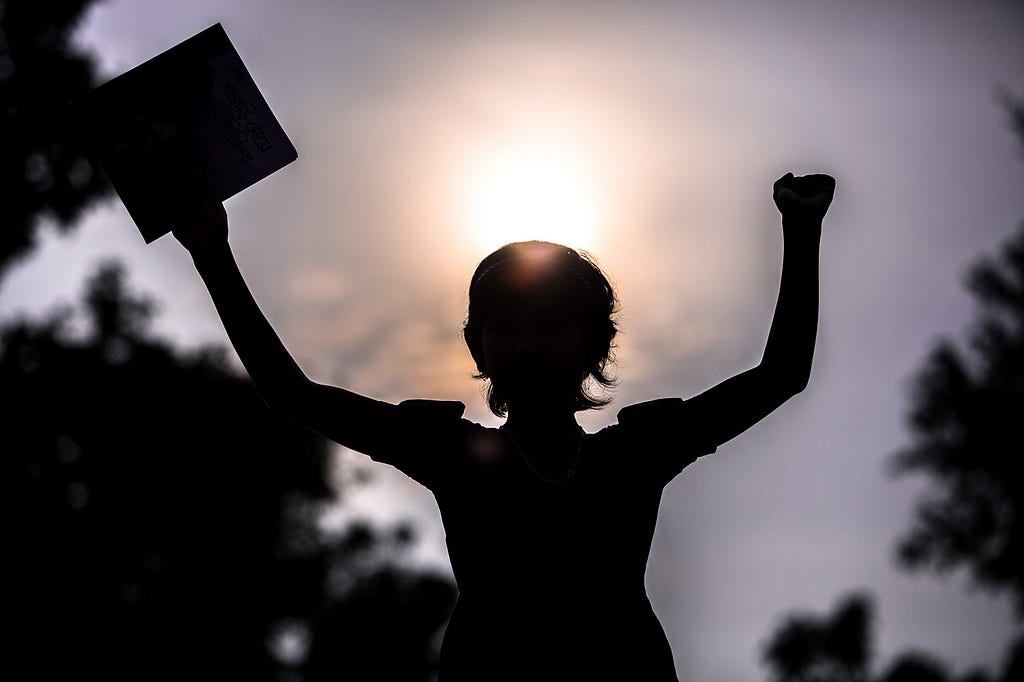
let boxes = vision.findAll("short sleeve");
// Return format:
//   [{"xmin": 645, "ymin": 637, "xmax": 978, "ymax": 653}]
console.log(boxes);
[
  {"xmin": 357, "ymin": 399, "xmax": 469, "ymax": 490},
  {"xmin": 614, "ymin": 397, "xmax": 718, "ymax": 487}
]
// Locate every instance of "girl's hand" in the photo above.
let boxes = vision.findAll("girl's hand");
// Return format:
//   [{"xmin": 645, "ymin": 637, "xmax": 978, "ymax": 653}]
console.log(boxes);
[
  {"xmin": 773, "ymin": 172, "xmax": 836, "ymax": 225},
  {"xmin": 170, "ymin": 188, "xmax": 228, "ymax": 255}
]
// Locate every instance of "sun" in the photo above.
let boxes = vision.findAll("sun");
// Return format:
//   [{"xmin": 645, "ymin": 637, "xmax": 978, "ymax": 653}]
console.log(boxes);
[{"xmin": 462, "ymin": 140, "xmax": 602, "ymax": 252}]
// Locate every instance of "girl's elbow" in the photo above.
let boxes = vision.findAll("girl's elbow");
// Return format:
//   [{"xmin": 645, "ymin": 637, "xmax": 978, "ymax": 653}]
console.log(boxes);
[
  {"xmin": 761, "ymin": 363, "xmax": 810, "ymax": 398},
  {"xmin": 786, "ymin": 368, "xmax": 812, "ymax": 395}
]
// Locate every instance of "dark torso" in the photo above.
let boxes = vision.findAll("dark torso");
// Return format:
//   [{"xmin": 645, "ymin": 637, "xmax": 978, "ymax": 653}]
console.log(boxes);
[{"xmin": 432, "ymin": 424, "xmax": 679, "ymax": 681}]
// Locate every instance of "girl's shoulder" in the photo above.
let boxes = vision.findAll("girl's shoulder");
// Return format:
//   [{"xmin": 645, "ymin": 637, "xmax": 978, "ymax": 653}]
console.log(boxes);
[{"xmin": 592, "ymin": 398, "xmax": 717, "ymax": 485}]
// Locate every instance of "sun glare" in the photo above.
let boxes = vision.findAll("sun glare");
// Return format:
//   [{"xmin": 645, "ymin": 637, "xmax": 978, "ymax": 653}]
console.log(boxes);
[{"xmin": 462, "ymin": 141, "xmax": 602, "ymax": 251}]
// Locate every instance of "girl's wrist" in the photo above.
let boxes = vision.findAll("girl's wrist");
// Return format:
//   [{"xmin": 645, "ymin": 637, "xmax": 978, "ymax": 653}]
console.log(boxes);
[
  {"xmin": 782, "ymin": 217, "xmax": 823, "ymax": 241},
  {"xmin": 190, "ymin": 239, "xmax": 233, "ymax": 272}
]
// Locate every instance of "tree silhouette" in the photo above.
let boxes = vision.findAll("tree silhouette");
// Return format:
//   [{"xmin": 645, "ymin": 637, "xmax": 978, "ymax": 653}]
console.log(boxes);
[
  {"xmin": 3, "ymin": 262, "xmax": 455, "ymax": 680},
  {"xmin": 761, "ymin": 593, "xmax": 873, "ymax": 682},
  {"xmin": 890, "ymin": 95, "xmax": 1024, "ymax": 617},
  {"xmin": 760, "ymin": 593, "xmax": 1007, "ymax": 682},
  {"xmin": 889, "ymin": 233, "xmax": 1024, "ymax": 612},
  {"xmin": 0, "ymin": 0, "xmax": 114, "ymax": 282}
]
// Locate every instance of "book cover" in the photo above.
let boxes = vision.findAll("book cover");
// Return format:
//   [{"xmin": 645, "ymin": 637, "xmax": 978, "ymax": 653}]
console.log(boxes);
[{"xmin": 76, "ymin": 23, "xmax": 298, "ymax": 243}]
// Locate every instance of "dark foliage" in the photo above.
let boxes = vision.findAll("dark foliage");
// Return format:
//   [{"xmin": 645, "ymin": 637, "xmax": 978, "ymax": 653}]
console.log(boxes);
[
  {"xmin": 0, "ymin": 0, "xmax": 114, "ymax": 281},
  {"xmin": 305, "ymin": 562, "xmax": 456, "ymax": 681},
  {"xmin": 3, "ymin": 262, "xmax": 455, "ymax": 680},
  {"xmin": 761, "ymin": 593, "xmax": 873, "ymax": 682},
  {"xmin": 760, "ymin": 592, "xmax": 1023, "ymax": 682},
  {"xmin": 889, "ymin": 96, "xmax": 1024, "ymax": 617}
]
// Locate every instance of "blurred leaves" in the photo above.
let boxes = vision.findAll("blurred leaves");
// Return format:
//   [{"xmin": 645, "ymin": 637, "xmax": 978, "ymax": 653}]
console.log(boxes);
[
  {"xmin": 762, "ymin": 593, "xmax": 873, "ymax": 682},
  {"xmin": 889, "ymin": 121, "xmax": 1024, "ymax": 616},
  {"xmin": 762, "ymin": 593, "xmax": 1019, "ymax": 682},
  {"xmin": 2, "ymin": 261, "xmax": 455, "ymax": 680},
  {"xmin": 0, "ymin": 0, "xmax": 114, "ymax": 282}
]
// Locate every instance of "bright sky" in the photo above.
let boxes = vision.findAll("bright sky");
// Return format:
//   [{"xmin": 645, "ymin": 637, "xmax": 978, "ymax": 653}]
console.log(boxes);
[{"xmin": 3, "ymin": 1, "xmax": 1023, "ymax": 680}]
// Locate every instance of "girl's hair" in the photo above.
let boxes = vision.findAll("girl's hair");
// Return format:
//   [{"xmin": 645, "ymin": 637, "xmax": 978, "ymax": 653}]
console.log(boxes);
[{"xmin": 462, "ymin": 241, "xmax": 619, "ymax": 416}]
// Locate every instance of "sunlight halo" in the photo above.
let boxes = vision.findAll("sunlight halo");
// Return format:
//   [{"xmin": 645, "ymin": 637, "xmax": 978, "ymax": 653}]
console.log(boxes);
[{"xmin": 460, "ymin": 139, "xmax": 603, "ymax": 252}]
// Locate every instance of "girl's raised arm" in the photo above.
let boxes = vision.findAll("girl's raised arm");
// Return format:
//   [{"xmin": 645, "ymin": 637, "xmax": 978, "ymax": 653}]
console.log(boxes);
[
  {"xmin": 681, "ymin": 173, "xmax": 835, "ymax": 447},
  {"xmin": 170, "ymin": 193, "xmax": 402, "ymax": 452}
]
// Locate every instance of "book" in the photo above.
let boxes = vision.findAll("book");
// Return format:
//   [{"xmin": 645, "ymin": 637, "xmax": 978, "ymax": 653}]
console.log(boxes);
[{"xmin": 75, "ymin": 23, "xmax": 298, "ymax": 243}]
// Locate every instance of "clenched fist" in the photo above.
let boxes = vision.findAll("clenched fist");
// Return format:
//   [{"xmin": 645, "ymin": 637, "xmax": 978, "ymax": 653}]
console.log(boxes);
[{"xmin": 773, "ymin": 172, "xmax": 836, "ymax": 226}]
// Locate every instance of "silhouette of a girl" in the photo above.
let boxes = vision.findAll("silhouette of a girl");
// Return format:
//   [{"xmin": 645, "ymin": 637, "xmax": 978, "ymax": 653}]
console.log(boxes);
[{"xmin": 172, "ymin": 171, "xmax": 835, "ymax": 681}]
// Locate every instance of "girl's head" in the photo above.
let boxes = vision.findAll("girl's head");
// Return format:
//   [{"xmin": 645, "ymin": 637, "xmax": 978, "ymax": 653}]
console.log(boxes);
[{"xmin": 463, "ymin": 241, "xmax": 619, "ymax": 417}]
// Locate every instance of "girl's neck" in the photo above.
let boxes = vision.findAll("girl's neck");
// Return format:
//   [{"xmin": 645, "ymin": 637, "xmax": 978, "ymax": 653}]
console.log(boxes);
[{"xmin": 501, "ymin": 405, "xmax": 582, "ymax": 481}]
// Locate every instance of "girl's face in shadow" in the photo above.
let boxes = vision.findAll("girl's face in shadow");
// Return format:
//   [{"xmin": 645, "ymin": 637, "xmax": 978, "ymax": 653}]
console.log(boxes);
[{"xmin": 480, "ymin": 290, "xmax": 589, "ymax": 410}]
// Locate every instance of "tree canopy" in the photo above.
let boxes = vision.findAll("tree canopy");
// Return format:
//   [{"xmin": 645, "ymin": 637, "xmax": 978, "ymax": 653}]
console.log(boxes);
[
  {"xmin": 3, "ymin": 262, "xmax": 455, "ymax": 680},
  {"xmin": 761, "ymin": 592, "xmax": 1018, "ymax": 682},
  {"xmin": 0, "ymin": 0, "xmax": 114, "ymax": 282},
  {"xmin": 890, "ymin": 97, "xmax": 1024, "ymax": 617}
]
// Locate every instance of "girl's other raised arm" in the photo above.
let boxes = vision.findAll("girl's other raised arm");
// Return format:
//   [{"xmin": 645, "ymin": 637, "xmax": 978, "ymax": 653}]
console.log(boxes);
[
  {"xmin": 682, "ymin": 172, "xmax": 835, "ymax": 447},
  {"xmin": 170, "ymin": 193, "xmax": 399, "ymax": 451}
]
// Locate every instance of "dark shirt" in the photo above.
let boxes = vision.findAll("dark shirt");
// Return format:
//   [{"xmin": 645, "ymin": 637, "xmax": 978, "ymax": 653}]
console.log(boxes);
[{"xmin": 358, "ymin": 397, "xmax": 718, "ymax": 681}]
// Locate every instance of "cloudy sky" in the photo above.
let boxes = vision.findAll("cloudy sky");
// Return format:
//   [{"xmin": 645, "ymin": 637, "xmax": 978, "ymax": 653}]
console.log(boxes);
[{"xmin": 3, "ymin": 1, "xmax": 1023, "ymax": 679}]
